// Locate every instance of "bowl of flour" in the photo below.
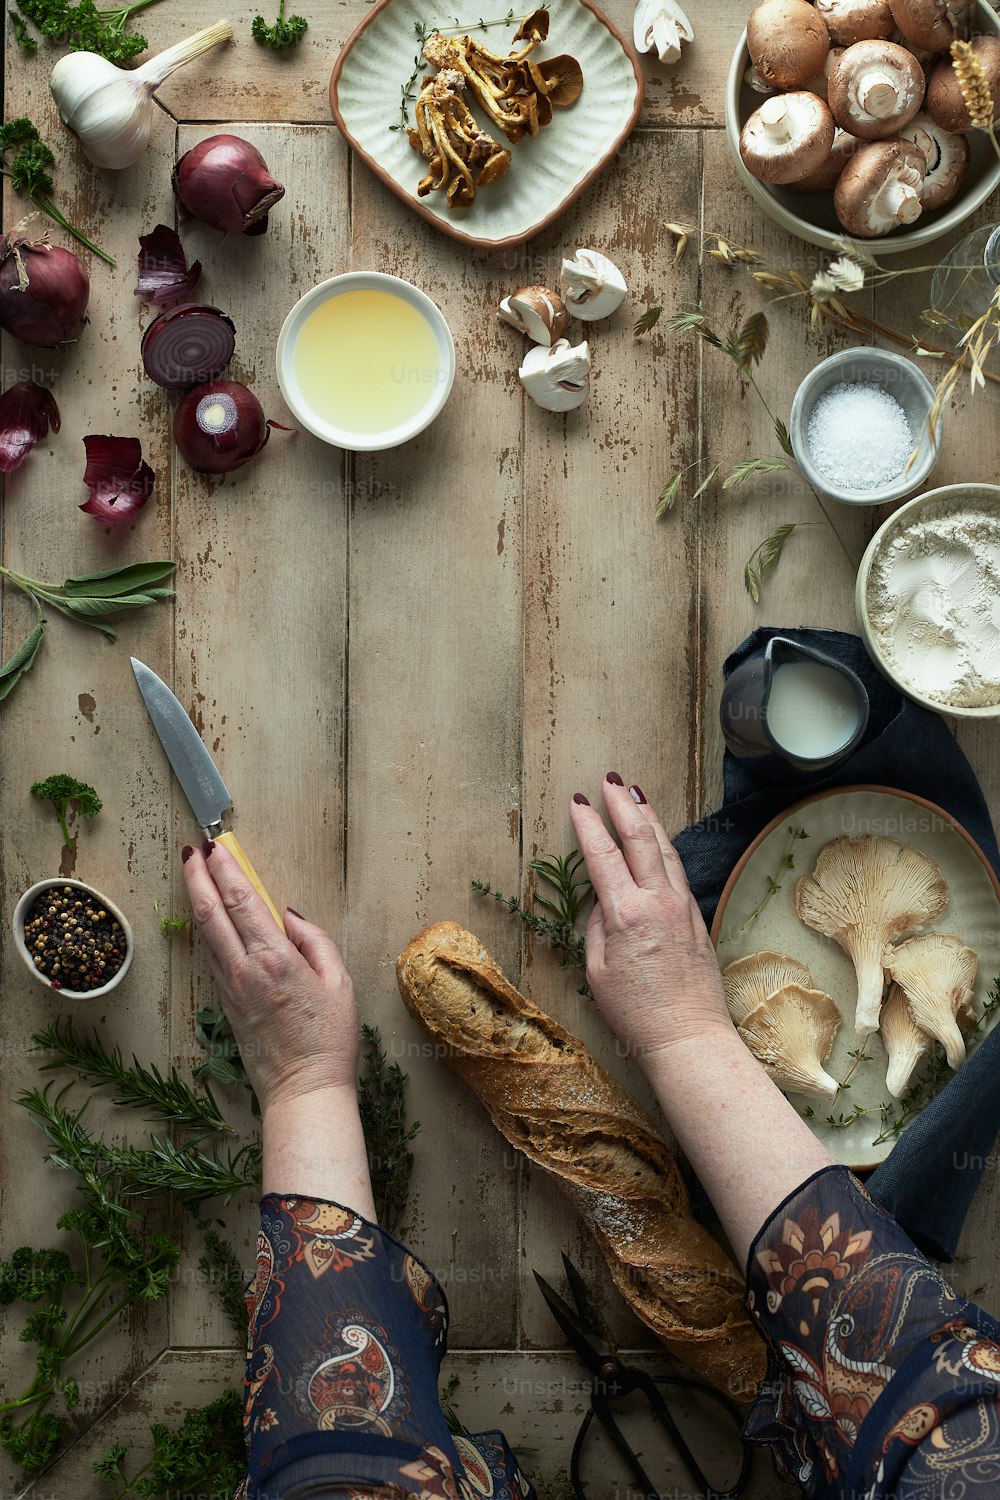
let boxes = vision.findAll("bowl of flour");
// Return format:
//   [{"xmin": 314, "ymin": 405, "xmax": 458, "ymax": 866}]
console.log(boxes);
[{"xmin": 857, "ymin": 484, "xmax": 1000, "ymax": 717}]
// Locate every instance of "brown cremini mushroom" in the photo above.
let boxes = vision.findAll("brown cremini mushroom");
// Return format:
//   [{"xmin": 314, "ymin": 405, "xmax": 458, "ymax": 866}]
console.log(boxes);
[
  {"xmin": 828, "ymin": 39, "xmax": 926, "ymax": 137},
  {"xmin": 927, "ymin": 34, "xmax": 1000, "ymax": 131},
  {"xmin": 897, "ymin": 110, "xmax": 970, "ymax": 206},
  {"xmin": 817, "ymin": 0, "xmax": 895, "ymax": 47},
  {"xmin": 737, "ymin": 983, "xmax": 843, "ymax": 1099},
  {"xmin": 722, "ymin": 950, "xmax": 814, "ymax": 1025},
  {"xmin": 789, "ymin": 126, "xmax": 862, "ymax": 189},
  {"xmin": 803, "ymin": 46, "xmax": 847, "ymax": 100},
  {"xmin": 747, "ymin": 0, "xmax": 831, "ymax": 89},
  {"xmin": 740, "ymin": 92, "xmax": 837, "ymax": 184},
  {"xmin": 834, "ymin": 137, "xmax": 926, "ymax": 232},
  {"xmin": 888, "ymin": 0, "xmax": 962, "ymax": 53},
  {"xmin": 498, "ymin": 286, "xmax": 568, "ymax": 344},
  {"xmin": 883, "ymin": 932, "xmax": 977, "ymax": 1070}
]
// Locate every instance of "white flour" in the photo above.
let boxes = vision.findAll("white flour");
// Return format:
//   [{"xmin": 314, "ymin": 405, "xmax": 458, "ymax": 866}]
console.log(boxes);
[{"xmin": 866, "ymin": 504, "xmax": 1000, "ymax": 708}]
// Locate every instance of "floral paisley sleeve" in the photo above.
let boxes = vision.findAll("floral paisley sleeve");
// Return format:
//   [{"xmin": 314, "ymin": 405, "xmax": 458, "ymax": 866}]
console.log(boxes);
[
  {"xmin": 743, "ymin": 1164, "xmax": 1000, "ymax": 1499},
  {"xmin": 236, "ymin": 1194, "xmax": 534, "ymax": 1500}
]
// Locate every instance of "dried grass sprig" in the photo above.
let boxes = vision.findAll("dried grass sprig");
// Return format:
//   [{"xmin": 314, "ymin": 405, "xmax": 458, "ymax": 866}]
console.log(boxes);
[{"xmin": 950, "ymin": 39, "xmax": 1000, "ymax": 160}]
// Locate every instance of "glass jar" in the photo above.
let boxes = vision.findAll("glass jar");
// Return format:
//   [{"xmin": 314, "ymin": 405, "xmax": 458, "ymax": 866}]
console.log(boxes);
[{"xmin": 930, "ymin": 222, "xmax": 1000, "ymax": 328}]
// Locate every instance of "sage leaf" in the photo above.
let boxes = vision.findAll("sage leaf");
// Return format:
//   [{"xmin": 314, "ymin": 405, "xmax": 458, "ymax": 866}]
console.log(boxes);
[
  {"xmin": 62, "ymin": 561, "xmax": 176, "ymax": 597},
  {"xmin": 51, "ymin": 592, "xmax": 167, "ymax": 618},
  {"xmin": 0, "ymin": 618, "xmax": 45, "ymax": 700},
  {"xmin": 43, "ymin": 600, "xmax": 118, "ymax": 639}
]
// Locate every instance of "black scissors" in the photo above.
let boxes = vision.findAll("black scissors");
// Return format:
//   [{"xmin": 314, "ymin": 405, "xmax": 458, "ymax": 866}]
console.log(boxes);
[{"xmin": 533, "ymin": 1254, "xmax": 752, "ymax": 1500}]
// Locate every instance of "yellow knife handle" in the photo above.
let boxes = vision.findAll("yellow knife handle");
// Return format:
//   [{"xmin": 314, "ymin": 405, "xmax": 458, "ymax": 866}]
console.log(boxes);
[{"xmin": 214, "ymin": 831, "xmax": 286, "ymax": 934}]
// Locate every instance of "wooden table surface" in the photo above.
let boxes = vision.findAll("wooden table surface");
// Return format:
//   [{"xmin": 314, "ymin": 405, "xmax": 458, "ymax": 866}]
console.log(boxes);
[{"xmin": 3, "ymin": 2, "xmax": 1000, "ymax": 1494}]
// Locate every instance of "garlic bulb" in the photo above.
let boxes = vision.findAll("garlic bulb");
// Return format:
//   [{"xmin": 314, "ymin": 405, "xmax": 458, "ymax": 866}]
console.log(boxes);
[{"xmin": 50, "ymin": 20, "xmax": 233, "ymax": 170}]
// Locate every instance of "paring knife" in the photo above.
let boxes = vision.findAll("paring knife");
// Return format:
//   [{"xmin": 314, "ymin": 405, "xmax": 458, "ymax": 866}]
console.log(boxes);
[{"xmin": 131, "ymin": 657, "xmax": 285, "ymax": 932}]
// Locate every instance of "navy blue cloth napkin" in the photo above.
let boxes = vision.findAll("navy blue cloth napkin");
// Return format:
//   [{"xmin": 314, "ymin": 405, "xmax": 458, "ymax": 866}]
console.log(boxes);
[{"xmin": 673, "ymin": 626, "xmax": 1000, "ymax": 1262}]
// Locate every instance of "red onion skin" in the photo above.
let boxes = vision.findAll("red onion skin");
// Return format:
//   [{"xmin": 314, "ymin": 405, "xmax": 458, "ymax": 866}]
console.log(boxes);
[
  {"xmin": 173, "ymin": 380, "xmax": 270, "ymax": 473},
  {"xmin": 0, "ymin": 239, "xmax": 89, "ymax": 348},
  {"xmin": 172, "ymin": 135, "xmax": 285, "ymax": 236}
]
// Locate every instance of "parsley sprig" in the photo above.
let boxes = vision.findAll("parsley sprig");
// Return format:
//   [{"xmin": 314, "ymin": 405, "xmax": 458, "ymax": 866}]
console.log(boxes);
[
  {"xmin": 10, "ymin": 0, "xmax": 164, "ymax": 63},
  {"xmin": 1, "ymin": 119, "xmax": 115, "ymax": 264},
  {"xmin": 251, "ymin": 0, "xmax": 307, "ymax": 49}
]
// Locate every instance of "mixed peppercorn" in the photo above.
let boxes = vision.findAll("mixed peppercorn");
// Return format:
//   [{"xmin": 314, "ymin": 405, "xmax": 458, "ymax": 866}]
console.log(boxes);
[{"xmin": 23, "ymin": 886, "xmax": 127, "ymax": 993}]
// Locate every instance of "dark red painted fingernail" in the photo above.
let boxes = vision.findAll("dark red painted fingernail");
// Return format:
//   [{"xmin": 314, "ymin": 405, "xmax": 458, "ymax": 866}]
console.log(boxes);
[
  {"xmin": 181, "ymin": 845, "xmax": 194, "ymax": 863},
  {"xmin": 606, "ymin": 771, "xmax": 624, "ymax": 786},
  {"xmin": 286, "ymin": 907, "xmax": 305, "ymax": 920},
  {"xmin": 629, "ymin": 784, "xmax": 647, "ymax": 805},
  {"xmin": 572, "ymin": 792, "xmax": 590, "ymax": 805},
  {"xmin": 203, "ymin": 839, "xmax": 216, "ymax": 858}
]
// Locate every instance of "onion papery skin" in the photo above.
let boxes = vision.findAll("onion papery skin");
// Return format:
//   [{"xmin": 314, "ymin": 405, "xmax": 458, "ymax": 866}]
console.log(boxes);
[
  {"xmin": 141, "ymin": 304, "xmax": 236, "ymax": 389},
  {"xmin": 172, "ymin": 135, "xmax": 285, "ymax": 235},
  {"xmin": 173, "ymin": 379, "xmax": 274, "ymax": 473},
  {"xmin": 0, "ymin": 238, "xmax": 90, "ymax": 348}
]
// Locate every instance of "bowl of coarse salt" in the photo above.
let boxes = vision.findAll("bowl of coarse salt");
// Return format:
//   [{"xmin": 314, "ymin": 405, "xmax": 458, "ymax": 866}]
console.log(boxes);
[
  {"xmin": 789, "ymin": 348, "xmax": 941, "ymax": 506},
  {"xmin": 857, "ymin": 483, "xmax": 1000, "ymax": 719}
]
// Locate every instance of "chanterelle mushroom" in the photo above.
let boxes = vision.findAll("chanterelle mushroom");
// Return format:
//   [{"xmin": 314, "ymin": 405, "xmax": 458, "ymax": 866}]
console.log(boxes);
[
  {"xmin": 499, "ymin": 286, "xmax": 568, "ymax": 345},
  {"xmin": 794, "ymin": 834, "xmax": 949, "ymax": 1033},
  {"xmin": 879, "ymin": 981, "xmax": 931, "ymax": 1097},
  {"xmin": 817, "ymin": 0, "xmax": 895, "ymax": 47},
  {"xmin": 560, "ymin": 248, "xmax": 627, "ymax": 321},
  {"xmin": 747, "ymin": 0, "xmax": 830, "ymax": 89},
  {"xmin": 834, "ymin": 137, "xmax": 926, "ymax": 235},
  {"xmin": 740, "ymin": 92, "xmax": 837, "ymax": 184},
  {"xmin": 738, "ymin": 983, "xmax": 843, "ymax": 1099},
  {"xmin": 633, "ymin": 0, "xmax": 694, "ymax": 64},
  {"xmin": 883, "ymin": 932, "xmax": 977, "ymax": 1070},
  {"xmin": 927, "ymin": 35, "xmax": 1000, "ymax": 132},
  {"xmin": 897, "ymin": 111, "xmax": 969, "ymax": 208},
  {"xmin": 519, "ymin": 338, "xmax": 590, "ymax": 410},
  {"xmin": 828, "ymin": 39, "xmax": 926, "ymax": 137},
  {"xmin": 722, "ymin": 950, "xmax": 814, "ymax": 1025}
]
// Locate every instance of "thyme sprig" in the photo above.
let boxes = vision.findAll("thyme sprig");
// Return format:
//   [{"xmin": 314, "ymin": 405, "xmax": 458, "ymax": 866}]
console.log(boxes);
[
  {"xmin": 473, "ymin": 850, "xmax": 592, "ymax": 993},
  {"xmin": 389, "ymin": 7, "xmax": 527, "ymax": 128},
  {"xmin": 718, "ymin": 826, "xmax": 808, "ymax": 946}
]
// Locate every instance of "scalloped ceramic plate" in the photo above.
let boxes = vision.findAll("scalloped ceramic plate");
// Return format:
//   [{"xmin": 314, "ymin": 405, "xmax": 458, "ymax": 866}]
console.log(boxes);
[
  {"xmin": 329, "ymin": 0, "xmax": 644, "ymax": 249},
  {"xmin": 710, "ymin": 787, "xmax": 1000, "ymax": 1170}
]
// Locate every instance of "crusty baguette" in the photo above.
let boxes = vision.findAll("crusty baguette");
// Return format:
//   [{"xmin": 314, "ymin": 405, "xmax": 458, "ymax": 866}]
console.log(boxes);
[{"xmin": 396, "ymin": 920, "xmax": 765, "ymax": 1398}]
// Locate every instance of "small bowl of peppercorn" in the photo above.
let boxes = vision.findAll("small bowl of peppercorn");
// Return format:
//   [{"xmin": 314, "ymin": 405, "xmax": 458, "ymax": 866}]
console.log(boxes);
[{"xmin": 12, "ymin": 878, "xmax": 133, "ymax": 999}]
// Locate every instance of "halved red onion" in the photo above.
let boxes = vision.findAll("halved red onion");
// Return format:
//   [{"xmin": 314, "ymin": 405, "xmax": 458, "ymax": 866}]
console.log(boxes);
[
  {"xmin": 173, "ymin": 135, "xmax": 285, "ymax": 236},
  {"xmin": 173, "ymin": 379, "xmax": 293, "ymax": 473},
  {"xmin": 141, "ymin": 304, "xmax": 236, "ymax": 390},
  {"xmin": 134, "ymin": 224, "xmax": 203, "ymax": 305},
  {"xmin": 80, "ymin": 435, "xmax": 155, "ymax": 525},
  {"xmin": 0, "ymin": 380, "xmax": 60, "ymax": 473},
  {"xmin": 0, "ymin": 230, "xmax": 89, "ymax": 348}
]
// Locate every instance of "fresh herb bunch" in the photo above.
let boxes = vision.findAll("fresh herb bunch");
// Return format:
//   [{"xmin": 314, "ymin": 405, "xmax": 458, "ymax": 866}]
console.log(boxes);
[
  {"xmin": 0, "ymin": 119, "xmax": 114, "ymax": 263},
  {"xmin": 358, "ymin": 1023, "xmax": 420, "ymax": 1236},
  {"xmin": 94, "ymin": 1388, "xmax": 246, "ymax": 1499},
  {"xmin": 30, "ymin": 774, "xmax": 102, "ymax": 850},
  {"xmin": 10, "ymin": 0, "xmax": 164, "ymax": 62},
  {"xmin": 252, "ymin": 0, "xmax": 307, "ymax": 48},
  {"xmin": 0, "ymin": 560, "xmax": 175, "ymax": 703},
  {"xmin": 195, "ymin": 1224, "xmax": 249, "ymax": 1342},
  {"xmin": 473, "ymin": 850, "xmax": 592, "ymax": 989}
]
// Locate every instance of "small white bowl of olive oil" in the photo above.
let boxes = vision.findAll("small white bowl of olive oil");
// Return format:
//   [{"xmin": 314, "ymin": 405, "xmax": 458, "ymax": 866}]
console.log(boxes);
[{"xmin": 276, "ymin": 271, "xmax": 456, "ymax": 451}]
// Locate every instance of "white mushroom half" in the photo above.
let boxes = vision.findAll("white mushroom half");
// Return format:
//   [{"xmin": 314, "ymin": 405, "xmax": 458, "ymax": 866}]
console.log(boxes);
[
  {"xmin": 927, "ymin": 35, "xmax": 1000, "ymax": 132},
  {"xmin": 739, "ymin": 92, "xmax": 837, "ymax": 184},
  {"xmin": 519, "ymin": 338, "xmax": 591, "ymax": 411},
  {"xmin": 789, "ymin": 127, "xmax": 861, "ymax": 190},
  {"xmin": 896, "ymin": 111, "xmax": 969, "ymax": 208},
  {"xmin": 834, "ymin": 137, "xmax": 926, "ymax": 235},
  {"xmin": 498, "ymin": 285, "xmax": 569, "ymax": 345},
  {"xmin": 747, "ymin": 0, "xmax": 831, "ymax": 89},
  {"xmin": 880, "ymin": 980, "xmax": 932, "ymax": 1097},
  {"xmin": 633, "ymin": 0, "xmax": 694, "ymax": 64},
  {"xmin": 794, "ymin": 834, "xmax": 949, "ymax": 1032},
  {"xmin": 560, "ymin": 248, "xmax": 628, "ymax": 321},
  {"xmin": 817, "ymin": 0, "xmax": 895, "ymax": 47},
  {"xmin": 737, "ymin": 983, "xmax": 843, "ymax": 1099},
  {"xmin": 828, "ymin": 39, "xmax": 926, "ymax": 138},
  {"xmin": 883, "ymin": 932, "xmax": 977, "ymax": 1070},
  {"xmin": 722, "ymin": 950, "xmax": 814, "ymax": 1025}
]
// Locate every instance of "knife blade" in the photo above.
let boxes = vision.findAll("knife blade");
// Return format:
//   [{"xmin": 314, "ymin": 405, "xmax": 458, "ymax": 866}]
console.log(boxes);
[{"xmin": 131, "ymin": 657, "xmax": 285, "ymax": 932}]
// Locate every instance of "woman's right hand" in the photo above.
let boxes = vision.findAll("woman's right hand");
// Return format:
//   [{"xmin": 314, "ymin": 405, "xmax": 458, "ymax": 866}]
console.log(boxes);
[{"xmin": 569, "ymin": 776, "xmax": 734, "ymax": 1070}]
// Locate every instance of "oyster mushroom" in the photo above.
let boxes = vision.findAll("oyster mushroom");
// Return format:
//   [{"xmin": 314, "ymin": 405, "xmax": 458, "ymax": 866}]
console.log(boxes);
[
  {"xmin": 834, "ymin": 137, "xmax": 926, "ymax": 234},
  {"xmin": 880, "ymin": 981, "xmax": 932, "ymax": 1097},
  {"xmin": 794, "ymin": 834, "xmax": 948, "ymax": 1033},
  {"xmin": 789, "ymin": 127, "xmax": 861, "ymax": 190},
  {"xmin": 888, "ymin": 0, "xmax": 961, "ymax": 53},
  {"xmin": 828, "ymin": 39, "xmax": 926, "ymax": 137},
  {"xmin": 722, "ymin": 950, "xmax": 814, "ymax": 1025},
  {"xmin": 560, "ymin": 248, "xmax": 627, "ymax": 321},
  {"xmin": 897, "ymin": 110, "xmax": 969, "ymax": 207},
  {"xmin": 519, "ymin": 337, "xmax": 590, "ymax": 411},
  {"xmin": 747, "ymin": 0, "xmax": 831, "ymax": 89},
  {"xmin": 499, "ymin": 286, "xmax": 568, "ymax": 345},
  {"xmin": 817, "ymin": 0, "xmax": 895, "ymax": 46},
  {"xmin": 927, "ymin": 35, "xmax": 1000, "ymax": 131},
  {"xmin": 740, "ymin": 92, "xmax": 837, "ymax": 184},
  {"xmin": 883, "ymin": 932, "xmax": 977, "ymax": 1070},
  {"xmin": 737, "ymin": 983, "xmax": 843, "ymax": 1099},
  {"xmin": 633, "ymin": 0, "xmax": 694, "ymax": 64}
]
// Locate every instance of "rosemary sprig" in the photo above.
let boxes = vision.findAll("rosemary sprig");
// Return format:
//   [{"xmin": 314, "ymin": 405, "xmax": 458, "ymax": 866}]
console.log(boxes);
[
  {"xmin": 358, "ymin": 1023, "xmax": 420, "ymax": 1236},
  {"xmin": 718, "ymin": 826, "xmax": 807, "ymax": 946}
]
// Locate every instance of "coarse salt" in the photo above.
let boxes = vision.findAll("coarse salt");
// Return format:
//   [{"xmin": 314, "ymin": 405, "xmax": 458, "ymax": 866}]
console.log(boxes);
[{"xmin": 806, "ymin": 380, "xmax": 912, "ymax": 491}]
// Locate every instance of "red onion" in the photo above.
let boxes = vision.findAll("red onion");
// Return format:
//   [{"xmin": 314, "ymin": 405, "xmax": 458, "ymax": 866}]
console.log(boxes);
[
  {"xmin": 0, "ymin": 380, "xmax": 60, "ymax": 473},
  {"xmin": 172, "ymin": 135, "xmax": 285, "ymax": 236},
  {"xmin": 79, "ymin": 435, "xmax": 155, "ymax": 525},
  {"xmin": 141, "ymin": 304, "xmax": 236, "ymax": 389},
  {"xmin": 134, "ymin": 224, "xmax": 202, "ymax": 305},
  {"xmin": 173, "ymin": 380, "xmax": 292, "ymax": 473},
  {"xmin": 0, "ymin": 231, "xmax": 89, "ymax": 348}
]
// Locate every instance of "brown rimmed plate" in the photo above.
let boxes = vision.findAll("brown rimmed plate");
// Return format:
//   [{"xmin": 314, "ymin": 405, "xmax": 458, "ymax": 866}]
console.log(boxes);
[
  {"xmin": 710, "ymin": 786, "xmax": 1000, "ymax": 1170},
  {"xmin": 329, "ymin": 0, "xmax": 644, "ymax": 250}
]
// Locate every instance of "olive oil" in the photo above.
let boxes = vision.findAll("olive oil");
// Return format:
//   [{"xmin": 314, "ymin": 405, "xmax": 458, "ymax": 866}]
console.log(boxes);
[{"xmin": 292, "ymin": 288, "xmax": 444, "ymax": 436}]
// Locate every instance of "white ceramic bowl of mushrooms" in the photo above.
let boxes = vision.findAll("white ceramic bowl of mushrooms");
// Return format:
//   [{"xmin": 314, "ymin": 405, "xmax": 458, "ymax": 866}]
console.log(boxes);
[{"xmin": 725, "ymin": 0, "xmax": 1000, "ymax": 253}]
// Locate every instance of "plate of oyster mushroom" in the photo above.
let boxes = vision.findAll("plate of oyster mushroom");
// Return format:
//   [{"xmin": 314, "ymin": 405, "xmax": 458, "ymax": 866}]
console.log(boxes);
[
  {"xmin": 329, "ymin": 0, "xmax": 644, "ymax": 247},
  {"xmin": 711, "ymin": 786, "xmax": 1000, "ymax": 1168}
]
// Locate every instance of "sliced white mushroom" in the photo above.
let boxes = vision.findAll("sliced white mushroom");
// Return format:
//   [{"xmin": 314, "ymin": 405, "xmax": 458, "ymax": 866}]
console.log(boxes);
[
  {"xmin": 747, "ymin": 0, "xmax": 831, "ymax": 89},
  {"xmin": 498, "ymin": 285, "xmax": 568, "ymax": 345},
  {"xmin": 722, "ymin": 950, "xmax": 814, "ymax": 1025},
  {"xmin": 896, "ymin": 111, "xmax": 969, "ymax": 208},
  {"xmin": 560, "ymin": 248, "xmax": 627, "ymax": 321},
  {"xmin": 740, "ymin": 92, "xmax": 837, "ymax": 184},
  {"xmin": 633, "ymin": 0, "xmax": 694, "ymax": 65},
  {"xmin": 519, "ymin": 338, "xmax": 591, "ymax": 411},
  {"xmin": 737, "ymin": 983, "xmax": 843, "ymax": 1099},
  {"xmin": 883, "ymin": 932, "xmax": 977, "ymax": 1070},
  {"xmin": 817, "ymin": 0, "xmax": 895, "ymax": 47},
  {"xmin": 788, "ymin": 126, "xmax": 861, "ymax": 190},
  {"xmin": 834, "ymin": 137, "xmax": 926, "ymax": 235},
  {"xmin": 828, "ymin": 39, "xmax": 926, "ymax": 138},
  {"xmin": 880, "ymin": 980, "xmax": 931, "ymax": 1096}
]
